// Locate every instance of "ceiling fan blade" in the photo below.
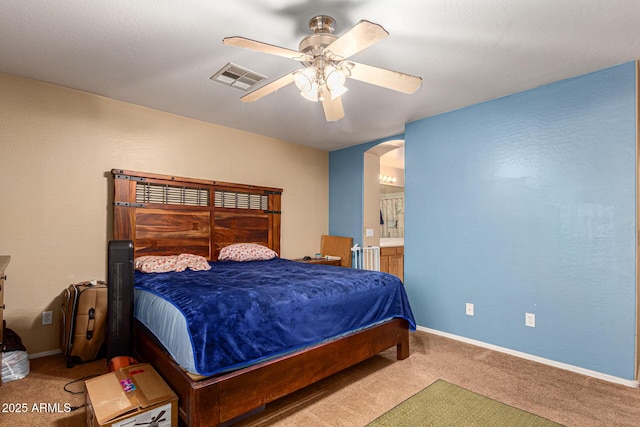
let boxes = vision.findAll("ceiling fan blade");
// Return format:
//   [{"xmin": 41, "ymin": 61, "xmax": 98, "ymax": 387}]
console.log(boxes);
[
  {"xmin": 321, "ymin": 88, "xmax": 345, "ymax": 121},
  {"xmin": 346, "ymin": 61, "xmax": 422, "ymax": 94},
  {"xmin": 223, "ymin": 36, "xmax": 313, "ymax": 62},
  {"xmin": 241, "ymin": 71, "xmax": 297, "ymax": 102},
  {"xmin": 323, "ymin": 20, "xmax": 389, "ymax": 60}
]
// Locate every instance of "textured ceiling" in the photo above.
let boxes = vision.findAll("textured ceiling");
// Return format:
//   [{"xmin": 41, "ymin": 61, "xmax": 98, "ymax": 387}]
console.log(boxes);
[{"xmin": 1, "ymin": 1, "xmax": 640, "ymax": 151}]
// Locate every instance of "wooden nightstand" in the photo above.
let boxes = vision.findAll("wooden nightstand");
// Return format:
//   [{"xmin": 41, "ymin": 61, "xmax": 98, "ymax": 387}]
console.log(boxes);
[{"xmin": 294, "ymin": 258, "xmax": 341, "ymax": 266}]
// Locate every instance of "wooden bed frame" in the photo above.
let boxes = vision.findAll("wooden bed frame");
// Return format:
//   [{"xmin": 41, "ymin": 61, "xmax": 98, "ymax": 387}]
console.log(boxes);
[{"xmin": 111, "ymin": 168, "xmax": 410, "ymax": 427}]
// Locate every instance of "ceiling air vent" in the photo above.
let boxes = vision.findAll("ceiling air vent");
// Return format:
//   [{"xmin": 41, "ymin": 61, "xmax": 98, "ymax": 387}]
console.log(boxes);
[{"xmin": 211, "ymin": 63, "xmax": 267, "ymax": 91}]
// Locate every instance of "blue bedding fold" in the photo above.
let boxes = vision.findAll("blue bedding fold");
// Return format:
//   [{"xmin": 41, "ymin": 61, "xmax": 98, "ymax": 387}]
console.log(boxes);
[{"xmin": 134, "ymin": 258, "xmax": 416, "ymax": 376}]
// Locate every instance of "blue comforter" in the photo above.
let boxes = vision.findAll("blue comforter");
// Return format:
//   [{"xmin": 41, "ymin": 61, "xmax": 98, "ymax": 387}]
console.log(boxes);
[{"xmin": 134, "ymin": 258, "xmax": 416, "ymax": 376}]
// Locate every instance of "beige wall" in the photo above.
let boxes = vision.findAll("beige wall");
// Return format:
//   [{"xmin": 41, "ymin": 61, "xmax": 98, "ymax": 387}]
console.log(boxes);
[
  {"xmin": 0, "ymin": 73, "xmax": 329, "ymax": 355},
  {"xmin": 362, "ymin": 152, "xmax": 380, "ymax": 247}
]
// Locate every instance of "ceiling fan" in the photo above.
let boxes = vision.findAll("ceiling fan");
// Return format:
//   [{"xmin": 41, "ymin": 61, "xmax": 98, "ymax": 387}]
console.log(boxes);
[{"xmin": 222, "ymin": 15, "xmax": 422, "ymax": 122}]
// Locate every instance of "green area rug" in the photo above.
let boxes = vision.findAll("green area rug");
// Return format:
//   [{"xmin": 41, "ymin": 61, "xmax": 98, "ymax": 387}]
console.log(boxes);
[{"xmin": 367, "ymin": 380, "xmax": 563, "ymax": 426}]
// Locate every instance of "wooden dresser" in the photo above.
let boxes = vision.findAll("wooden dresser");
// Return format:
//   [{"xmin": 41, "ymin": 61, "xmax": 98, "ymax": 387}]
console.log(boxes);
[{"xmin": 0, "ymin": 255, "xmax": 10, "ymax": 386}]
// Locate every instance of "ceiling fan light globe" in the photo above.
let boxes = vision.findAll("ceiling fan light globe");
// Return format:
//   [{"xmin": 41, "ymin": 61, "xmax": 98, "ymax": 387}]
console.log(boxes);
[
  {"xmin": 300, "ymin": 90, "xmax": 319, "ymax": 102},
  {"xmin": 300, "ymin": 82, "xmax": 319, "ymax": 102},
  {"xmin": 294, "ymin": 67, "xmax": 317, "ymax": 92},
  {"xmin": 325, "ymin": 66, "xmax": 348, "ymax": 100},
  {"xmin": 326, "ymin": 66, "xmax": 346, "ymax": 86},
  {"xmin": 329, "ymin": 84, "xmax": 348, "ymax": 100}
]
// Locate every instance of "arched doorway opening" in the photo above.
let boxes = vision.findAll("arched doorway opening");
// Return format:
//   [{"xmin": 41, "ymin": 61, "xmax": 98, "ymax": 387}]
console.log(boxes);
[{"xmin": 363, "ymin": 140, "xmax": 405, "ymax": 280}]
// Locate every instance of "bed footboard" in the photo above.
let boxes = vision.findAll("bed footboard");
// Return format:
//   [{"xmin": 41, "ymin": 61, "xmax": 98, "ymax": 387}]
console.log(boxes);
[{"xmin": 134, "ymin": 318, "xmax": 410, "ymax": 427}]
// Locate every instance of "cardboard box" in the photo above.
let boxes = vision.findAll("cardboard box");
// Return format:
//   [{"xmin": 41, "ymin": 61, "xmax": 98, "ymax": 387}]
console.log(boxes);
[{"xmin": 85, "ymin": 363, "xmax": 178, "ymax": 427}]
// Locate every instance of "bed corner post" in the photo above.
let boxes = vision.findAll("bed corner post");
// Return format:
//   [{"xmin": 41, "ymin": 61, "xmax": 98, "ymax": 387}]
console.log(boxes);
[
  {"xmin": 266, "ymin": 189, "xmax": 282, "ymax": 256},
  {"xmin": 190, "ymin": 383, "xmax": 221, "ymax": 427},
  {"xmin": 397, "ymin": 321, "xmax": 410, "ymax": 360},
  {"xmin": 112, "ymin": 170, "xmax": 136, "ymax": 240}
]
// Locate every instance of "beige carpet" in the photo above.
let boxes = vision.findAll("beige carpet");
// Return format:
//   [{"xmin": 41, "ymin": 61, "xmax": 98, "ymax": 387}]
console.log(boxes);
[
  {"xmin": 2, "ymin": 331, "xmax": 640, "ymax": 426},
  {"xmin": 234, "ymin": 331, "xmax": 640, "ymax": 427},
  {"xmin": 367, "ymin": 379, "xmax": 562, "ymax": 426},
  {"xmin": 0, "ymin": 354, "xmax": 108, "ymax": 426}
]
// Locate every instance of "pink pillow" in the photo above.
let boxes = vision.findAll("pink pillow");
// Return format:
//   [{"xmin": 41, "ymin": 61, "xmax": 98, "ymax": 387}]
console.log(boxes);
[
  {"xmin": 218, "ymin": 243, "xmax": 278, "ymax": 262},
  {"xmin": 135, "ymin": 255, "xmax": 180, "ymax": 273},
  {"xmin": 135, "ymin": 254, "xmax": 211, "ymax": 273},
  {"xmin": 177, "ymin": 253, "xmax": 211, "ymax": 271}
]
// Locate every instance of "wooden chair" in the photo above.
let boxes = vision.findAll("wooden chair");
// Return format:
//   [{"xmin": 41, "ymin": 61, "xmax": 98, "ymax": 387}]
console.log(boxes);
[{"xmin": 320, "ymin": 235, "xmax": 354, "ymax": 267}]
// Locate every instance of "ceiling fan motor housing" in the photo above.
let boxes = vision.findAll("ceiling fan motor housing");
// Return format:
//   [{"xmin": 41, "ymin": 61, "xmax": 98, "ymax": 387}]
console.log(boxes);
[
  {"xmin": 308, "ymin": 15, "xmax": 336, "ymax": 34},
  {"xmin": 299, "ymin": 16, "xmax": 340, "ymax": 67},
  {"xmin": 299, "ymin": 34, "xmax": 337, "ymax": 63}
]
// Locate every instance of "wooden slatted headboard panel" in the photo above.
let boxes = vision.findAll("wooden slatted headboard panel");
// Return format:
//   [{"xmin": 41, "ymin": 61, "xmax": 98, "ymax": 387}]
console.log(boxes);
[{"xmin": 111, "ymin": 169, "xmax": 282, "ymax": 260}]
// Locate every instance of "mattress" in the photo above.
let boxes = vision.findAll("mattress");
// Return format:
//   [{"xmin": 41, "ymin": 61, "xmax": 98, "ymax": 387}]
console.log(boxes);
[
  {"xmin": 134, "ymin": 288, "xmax": 199, "ymax": 374},
  {"xmin": 134, "ymin": 258, "xmax": 416, "ymax": 376}
]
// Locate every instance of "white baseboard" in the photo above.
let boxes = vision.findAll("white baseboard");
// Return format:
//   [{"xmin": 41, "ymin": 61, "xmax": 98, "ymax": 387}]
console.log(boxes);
[
  {"xmin": 28, "ymin": 349, "xmax": 62, "ymax": 359},
  {"xmin": 417, "ymin": 326, "xmax": 639, "ymax": 388}
]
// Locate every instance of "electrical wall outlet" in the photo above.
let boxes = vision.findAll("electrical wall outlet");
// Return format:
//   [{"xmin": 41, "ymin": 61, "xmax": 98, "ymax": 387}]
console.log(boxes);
[
  {"xmin": 465, "ymin": 303, "xmax": 474, "ymax": 316},
  {"xmin": 525, "ymin": 312, "xmax": 535, "ymax": 327},
  {"xmin": 42, "ymin": 311, "xmax": 53, "ymax": 325},
  {"xmin": 365, "ymin": 228, "xmax": 374, "ymax": 237}
]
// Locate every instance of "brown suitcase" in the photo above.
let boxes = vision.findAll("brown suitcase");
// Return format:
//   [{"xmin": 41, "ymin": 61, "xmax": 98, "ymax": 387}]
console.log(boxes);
[{"xmin": 59, "ymin": 281, "xmax": 107, "ymax": 367}]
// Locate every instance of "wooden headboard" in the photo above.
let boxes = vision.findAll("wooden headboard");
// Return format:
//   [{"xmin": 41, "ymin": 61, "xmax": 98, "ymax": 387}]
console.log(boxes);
[{"xmin": 111, "ymin": 169, "xmax": 282, "ymax": 260}]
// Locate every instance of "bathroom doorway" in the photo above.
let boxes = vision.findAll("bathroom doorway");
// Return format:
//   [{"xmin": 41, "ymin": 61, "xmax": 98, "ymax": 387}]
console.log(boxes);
[
  {"xmin": 379, "ymin": 146, "xmax": 405, "ymax": 244},
  {"xmin": 363, "ymin": 140, "xmax": 405, "ymax": 279}
]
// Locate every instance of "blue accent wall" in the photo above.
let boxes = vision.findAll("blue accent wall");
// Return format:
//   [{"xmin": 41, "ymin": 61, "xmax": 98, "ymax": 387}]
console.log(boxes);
[{"xmin": 329, "ymin": 62, "xmax": 637, "ymax": 380}]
